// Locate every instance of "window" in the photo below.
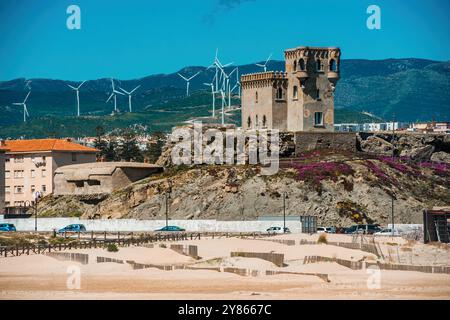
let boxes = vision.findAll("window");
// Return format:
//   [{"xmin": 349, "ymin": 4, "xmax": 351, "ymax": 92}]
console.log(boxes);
[
  {"xmin": 14, "ymin": 156, "xmax": 24, "ymax": 163},
  {"xmin": 316, "ymin": 59, "xmax": 322, "ymax": 71},
  {"xmin": 255, "ymin": 115, "xmax": 259, "ymax": 128},
  {"xmin": 5, "ymin": 202, "xmax": 10, "ymax": 207},
  {"xmin": 299, "ymin": 59, "xmax": 306, "ymax": 71},
  {"xmin": 293, "ymin": 86, "xmax": 298, "ymax": 99},
  {"xmin": 262, "ymin": 115, "xmax": 267, "ymax": 128},
  {"xmin": 5, "ymin": 157, "xmax": 10, "ymax": 163},
  {"xmin": 42, "ymin": 185, "xmax": 47, "ymax": 193},
  {"xmin": 330, "ymin": 59, "xmax": 337, "ymax": 71},
  {"xmin": 42, "ymin": 169, "xmax": 46, "ymax": 177},
  {"xmin": 293, "ymin": 60, "xmax": 297, "ymax": 71},
  {"xmin": 276, "ymin": 87, "xmax": 283, "ymax": 100},
  {"xmin": 5, "ymin": 170, "xmax": 10, "ymax": 179},
  {"xmin": 316, "ymin": 89, "xmax": 321, "ymax": 100},
  {"xmin": 300, "ymin": 80, "xmax": 306, "ymax": 89},
  {"xmin": 71, "ymin": 153, "xmax": 77, "ymax": 162},
  {"xmin": 31, "ymin": 170, "xmax": 35, "ymax": 178},
  {"xmin": 14, "ymin": 201, "xmax": 24, "ymax": 207},
  {"xmin": 314, "ymin": 112, "xmax": 324, "ymax": 126},
  {"xmin": 14, "ymin": 185, "xmax": 24, "ymax": 194},
  {"xmin": 87, "ymin": 180, "xmax": 101, "ymax": 186},
  {"xmin": 5, "ymin": 186, "xmax": 10, "ymax": 194},
  {"xmin": 31, "ymin": 185, "xmax": 35, "ymax": 193},
  {"xmin": 255, "ymin": 91, "xmax": 258, "ymax": 103},
  {"xmin": 14, "ymin": 170, "xmax": 24, "ymax": 178},
  {"xmin": 42, "ymin": 156, "xmax": 46, "ymax": 162},
  {"xmin": 247, "ymin": 116, "xmax": 252, "ymax": 128}
]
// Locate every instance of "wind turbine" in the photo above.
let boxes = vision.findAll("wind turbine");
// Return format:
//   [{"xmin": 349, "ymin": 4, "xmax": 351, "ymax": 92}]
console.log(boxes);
[
  {"xmin": 203, "ymin": 74, "xmax": 217, "ymax": 118},
  {"xmin": 25, "ymin": 80, "xmax": 32, "ymax": 90},
  {"xmin": 67, "ymin": 80, "xmax": 86, "ymax": 117},
  {"xmin": 13, "ymin": 91, "xmax": 31, "ymax": 122},
  {"xmin": 119, "ymin": 85, "xmax": 141, "ymax": 113},
  {"xmin": 256, "ymin": 53, "xmax": 273, "ymax": 72},
  {"xmin": 178, "ymin": 71, "xmax": 200, "ymax": 97},
  {"xmin": 106, "ymin": 78, "xmax": 124, "ymax": 112},
  {"xmin": 231, "ymin": 67, "xmax": 241, "ymax": 100}
]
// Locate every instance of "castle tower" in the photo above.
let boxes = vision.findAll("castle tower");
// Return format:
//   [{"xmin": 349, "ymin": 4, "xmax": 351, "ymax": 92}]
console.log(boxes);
[{"xmin": 241, "ymin": 45, "xmax": 340, "ymax": 132}]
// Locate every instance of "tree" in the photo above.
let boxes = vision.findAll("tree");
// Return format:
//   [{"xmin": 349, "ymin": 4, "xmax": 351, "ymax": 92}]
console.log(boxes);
[
  {"xmin": 118, "ymin": 128, "xmax": 143, "ymax": 162},
  {"xmin": 144, "ymin": 131, "xmax": 166, "ymax": 163},
  {"xmin": 93, "ymin": 126, "xmax": 109, "ymax": 161}
]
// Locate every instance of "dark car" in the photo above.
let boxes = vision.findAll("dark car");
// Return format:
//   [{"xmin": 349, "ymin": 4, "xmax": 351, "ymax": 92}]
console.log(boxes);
[
  {"xmin": 155, "ymin": 226, "xmax": 186, "ymax": 232},
  {"xmin": 0, "ymin": 223, "xmax": 16, "ymax": 232},
  {"xmin": 58, "ymin": 224, "xmax": 87, "ymax": 233},
  {"xmin": 345, "ymin": 224, "xmax": 381, "ymax": 234}
]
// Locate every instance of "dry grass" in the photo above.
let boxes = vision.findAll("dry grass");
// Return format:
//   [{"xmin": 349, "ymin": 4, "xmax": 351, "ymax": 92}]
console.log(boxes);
[{"xmin": 317, "ymin": 234, "xmax": 328, "ymax": 244}]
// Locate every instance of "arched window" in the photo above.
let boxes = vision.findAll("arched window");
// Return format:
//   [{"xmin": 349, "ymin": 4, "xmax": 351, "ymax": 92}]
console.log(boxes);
[
  {"xmin": 276, "ymin": 87, "xmax": 283, "ymax": 100},
  {"xmin": 293, "ymin": 86, "xmax": 298, "ymax": 99},
  {"xmin": 255, "ymin": 115, "xmax": 259, "ymax": 128},
  {"xmin": 262, "ymin": 115, "xmax": 267, "ymax": 127},
  {"xmin": 299, "ymin": 59, "xmax": 305, "ymax": 71},
  {"xmin": 255, "ymin": 91, "xmax": 258, "ymax": 103},
  {"xmin": 247, "ymin": 116, "xmax": 252, "ymax": 128},
  {"xmin": 293, "ymin": 60, "xmax": 297, "ymax": 71},
  {"xmin": 330, "ymin": 59, "xmax": 337, "ymax": 71},
  {"xmin": 316, "ymin": 59, "xmax": 322, "ymax": 71}
]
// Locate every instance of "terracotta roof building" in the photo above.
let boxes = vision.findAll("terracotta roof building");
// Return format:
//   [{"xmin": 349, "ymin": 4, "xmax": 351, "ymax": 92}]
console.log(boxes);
[{"xmin": 3, "ymin": 139, "xmax": 98, "ymax": 210}]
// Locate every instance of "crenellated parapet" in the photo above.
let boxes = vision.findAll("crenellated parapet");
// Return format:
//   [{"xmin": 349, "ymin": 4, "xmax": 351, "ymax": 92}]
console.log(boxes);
[{"xmin": 241, "ymin": 71, "xmax": 287, "ymax": 89}]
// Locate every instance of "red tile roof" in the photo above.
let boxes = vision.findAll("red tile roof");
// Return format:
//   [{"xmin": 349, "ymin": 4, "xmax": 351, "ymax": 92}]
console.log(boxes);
[{"xmin": 3, "ymin": 139, "xmax": 98, "ymax": 153}]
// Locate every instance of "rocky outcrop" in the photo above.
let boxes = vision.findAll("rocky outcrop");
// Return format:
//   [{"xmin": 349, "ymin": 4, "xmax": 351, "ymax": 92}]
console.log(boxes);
[
  {"xmin": 431, "ymin": 151, "xmax": 450, "ymax": 164},
  {"xmin": 39, "ymin": 159, "xmax": 450, "ymax": 226},
  {"xmin": 400, "ymin": 145, "xmax": 435, "ymax": 161}
]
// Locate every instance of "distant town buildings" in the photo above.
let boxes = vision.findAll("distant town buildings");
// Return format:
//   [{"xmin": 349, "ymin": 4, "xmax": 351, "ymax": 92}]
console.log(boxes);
[
  {"xmin": 0, "ymin": 145, "xmax": 6, "ymax": 214},
  {"xmin": 241, "ymin": 46, "xmax": 340, "ymax": 132},
  {"xmin": 408, "ymin": 122, "xmax": 450, "ymax": 134},
  {"xmin": 2, "ymin": 139, "xmax": 98, "ymax": 209},
  {"xmin": 334, "ymin": 121, "xmax": 449, "ymax": 134}
]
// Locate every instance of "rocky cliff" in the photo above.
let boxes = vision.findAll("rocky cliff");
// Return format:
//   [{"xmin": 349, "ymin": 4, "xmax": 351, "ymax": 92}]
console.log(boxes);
[{"xmin": 37, "ymin": 150, "xmax": 450, "ymax": 226}]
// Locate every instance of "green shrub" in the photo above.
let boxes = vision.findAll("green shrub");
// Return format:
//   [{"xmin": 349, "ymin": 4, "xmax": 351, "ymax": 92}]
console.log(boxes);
[
  {"xmin": 106, "ymin": 243, "xmax": 119, "ymax": 252},
  {"xmin": 159, "ymin": 243, "xmax": 167, "ymax": 248}
]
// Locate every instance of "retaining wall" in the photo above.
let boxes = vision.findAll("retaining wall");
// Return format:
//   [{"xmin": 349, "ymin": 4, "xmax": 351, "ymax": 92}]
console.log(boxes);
[{"xmin": 0, "ymin": 216, "xmax": 302, "ymax": 233}]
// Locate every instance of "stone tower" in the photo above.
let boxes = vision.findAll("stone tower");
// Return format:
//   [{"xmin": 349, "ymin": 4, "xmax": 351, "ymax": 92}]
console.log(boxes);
[{"xmin": 241, "ymin": 46, "xmax": 340, "ymax": 132}]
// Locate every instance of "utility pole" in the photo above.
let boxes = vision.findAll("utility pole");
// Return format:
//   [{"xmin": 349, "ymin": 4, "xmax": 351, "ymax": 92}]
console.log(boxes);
[
  {"xmin": 283, "ymin": 192, "xmax": 288, "ymax": 233},
  {"xmin": 391, "ymin": 113, "xmax": 395, "ymax": 237},
  {"xmin": 165, "ymin": 180, "xmax": 172, "ymax": 228},
  {"xmin": 34, "ymin": 191, "xmax": 41, "ymax": 232}
]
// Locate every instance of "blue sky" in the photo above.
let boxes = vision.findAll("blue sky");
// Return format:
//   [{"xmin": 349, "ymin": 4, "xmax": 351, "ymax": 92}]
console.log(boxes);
[{"xmin": 0, "ymin": 0, "xmax": 449, "ymax": 81}]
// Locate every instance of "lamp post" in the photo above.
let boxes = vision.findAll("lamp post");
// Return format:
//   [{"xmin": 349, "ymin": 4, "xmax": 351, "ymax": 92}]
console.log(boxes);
[
  {"xmin": 34, "ymin": 191, "xmax": 42, "ymax": 232},
  {"xmin": 391, "ymin": 113, "xmax": 395, "ymax": 237},
  {"xmin": 165, "ymin": 180, "xmax": 172, "ymax": 228},
  {"xmin": 283, "ymin": 192, "xmax": 288, "ymax": 233}
]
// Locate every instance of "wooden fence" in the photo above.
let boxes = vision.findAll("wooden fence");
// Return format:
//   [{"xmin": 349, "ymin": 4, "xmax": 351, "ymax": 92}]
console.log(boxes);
[
  {"xmin": 0, "ymin": 232, "xmax": 201, "ymax": 258},
  {"xmin": 230, "ymin": 251, "xmax": 285, "ymax": 267},
  {"xmin": 170, "ymin": 244, "xmax": 199, "ymax": 259},
  {"xmin": 303, "ymin": 255, "xmax": 450, "ymax": 275},
  {"xmin": 46, "ymin": 252, "xmax": 89, "ymax": 264}
]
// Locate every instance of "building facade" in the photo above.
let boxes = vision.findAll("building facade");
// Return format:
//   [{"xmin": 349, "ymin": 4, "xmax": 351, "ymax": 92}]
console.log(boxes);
[
  {"xmin": 54, "ymin": 162, "xmax": 163, "ymax": 196},
  {"xmin": 0, "ymin": 145, "xmax": 6, "ymax": 214},
  {"xmin": 241, "ymin": 46, "xmax": 341, "ymax": 132},
  {"xmin": 4, "ymin": 139, "xmax": 98, "ymax": 207}
]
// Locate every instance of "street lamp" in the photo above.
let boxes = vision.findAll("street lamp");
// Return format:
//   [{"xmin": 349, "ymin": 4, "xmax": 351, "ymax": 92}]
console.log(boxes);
[
  {"xmin": 165, "ymin": 180, "xmax": 172, "ymax": 228},
  {"xmin": 34, "ymin": 191, "xmax": 42, "ymax": 232},
  {"xmin": 391, "ymin": 113, "xmax": 395, "ymax": 237},
  {"xmin": 283, "ymin": 192, "xmax": 289, "ymax": 233}
]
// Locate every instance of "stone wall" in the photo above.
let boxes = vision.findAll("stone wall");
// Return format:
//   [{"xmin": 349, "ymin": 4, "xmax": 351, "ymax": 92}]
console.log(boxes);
[{"xmin": 294, "ymin": 132, "xmax": 356, "ymax": 155}]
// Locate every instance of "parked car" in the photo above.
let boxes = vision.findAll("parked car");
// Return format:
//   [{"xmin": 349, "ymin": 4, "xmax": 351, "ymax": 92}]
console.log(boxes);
[
  {"xmin": 317, "ymin": 227, "xmax": 327, "ymax": 234},
  {"xmin": 0, "ymin": 223, "xmax": 16, "ymax": 232},
  {"xmin": 267, "ymin": 226, "xmax": 291, "ymax": 234},
  {"xmin": 374, "ymin": 228, "xmax": 402, "ymax": 236},
  {"xmin": 345, "ymin": 224, "xmax": 381, "ymax": 234},
  {"xmin": 326, "ymin": 227, "xmax": 336, "ymax": 234},
  {"xmin": 155, "ymin": 226, "xmax": 186, "ymax": 232},
  {"xmin": 58, "ymin": 224, "xmax": 87, "ymax": 233}
]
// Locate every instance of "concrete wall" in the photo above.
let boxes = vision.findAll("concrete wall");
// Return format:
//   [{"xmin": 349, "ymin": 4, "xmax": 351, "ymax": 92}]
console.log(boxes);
[{"xmin": 0, "ymin": 216, "xmax": 302, "ymax": 233}]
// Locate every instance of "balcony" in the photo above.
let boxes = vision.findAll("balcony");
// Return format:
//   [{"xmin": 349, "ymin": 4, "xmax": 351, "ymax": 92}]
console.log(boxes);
[{"xmin": 295, "ymin": 71, "xmax": 308, "ymax": 79}]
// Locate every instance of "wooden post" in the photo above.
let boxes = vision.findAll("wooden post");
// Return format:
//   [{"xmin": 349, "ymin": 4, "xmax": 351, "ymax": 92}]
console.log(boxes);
[
  {"xmin": 78, "ymin": 231, "xmax": 80, "ymax": 240},
  {"xmin": 104, "ymin": 231, "xmax": 107, "ymax": 241},
  {"xmin": 91, "ymin": 231, "xmax": 94, "ymax": 240}
]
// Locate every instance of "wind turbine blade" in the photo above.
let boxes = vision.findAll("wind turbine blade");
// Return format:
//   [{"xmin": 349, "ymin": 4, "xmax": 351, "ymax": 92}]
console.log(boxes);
[
  {"xmin": 256, "ymin": 64, "xmax": 264, "ymax": 67},
  {"xmin": 265, "ymin": 53, "xmax": 273, "ymax": 64},
  {"xmin": 23, "ymin": 91, "xmax": 31, "ymax": 103},
  {"xmin": 106, "ymin": 93, "xmax": 114, "ymax": 103},
  {"xmin": 118, "ymin": 87, "xmax": 130, "ymax": 95},
  {"xmin": 110, "ymin": 78, "xmax": 115, "ymax": 90},
  {"xmin": 222, "ymin": 62, "xmax": 233, "ymax": 68},
  {"xmin": 178, "ymin": 73, "xmax": 189, "ymax": 81},
  {"xmin": 114, "ymin": 90, "xmax": 125, "ymax": 95},
  {"xmin": 13, "ymin": 103, "xmax": 22, "ymax": 106},
  {"xmin": 67, "ymin": 84, "xmax": 77, "ymax": 90},
  {"xmin": 24, "ymin": 106, "xmax": 29, "ymax": 117},
  {"xmin": 130, "ymin": 85, "xmax": 141, "ymax": 94},
  {"xmin": 77, "ymin": 80, "xmax": 86, "ymax": 89}
]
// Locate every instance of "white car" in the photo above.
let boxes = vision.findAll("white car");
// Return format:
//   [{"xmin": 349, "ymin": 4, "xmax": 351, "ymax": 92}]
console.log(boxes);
[
  {"xmin": 267, "ymin": 226, "xmax": 291, "ymax": 234},
  {"xmin": 374, "ymin": 228, "xmax": 402, "ymax": 236},
  {"xmin": 317, "ymin": 227, "xmax": 328, "ymax": 234}
]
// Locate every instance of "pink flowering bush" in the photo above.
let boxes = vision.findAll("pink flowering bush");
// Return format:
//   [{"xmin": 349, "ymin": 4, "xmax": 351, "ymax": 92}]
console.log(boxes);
[
  {"xmin": 419, "ymin": 162, "xmax": 449, "ymax": 177},
  {"xmin": 365, "ymin": 160, "xmax": 397, "ymax": 186}
]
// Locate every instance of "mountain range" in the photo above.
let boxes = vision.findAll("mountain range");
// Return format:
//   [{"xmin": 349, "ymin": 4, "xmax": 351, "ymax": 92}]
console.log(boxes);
[{"xmin": 0, "ymin": 58, "xmax": 449, "ymax": 138}]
